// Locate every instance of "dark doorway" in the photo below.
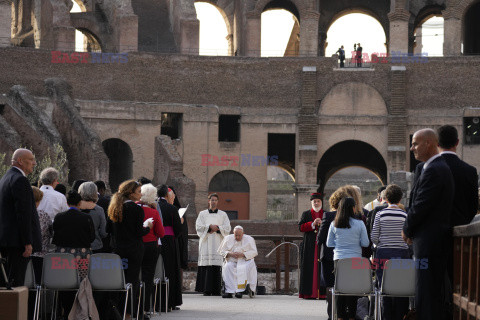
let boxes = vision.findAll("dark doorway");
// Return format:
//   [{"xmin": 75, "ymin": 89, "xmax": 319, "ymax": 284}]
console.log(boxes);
[
  {"xmin": 464, "ymin": 2, "xmax": 480, "ymax": 55},
  {"xmin": 209, "ymin": 170, "xmax": 249, "ymax": 220},
  {"xmin": 268, "ymin": 133, "xmax": 295, "ymax": 176},
  {"xmin": 102, "ymin": 138, "xmax": 133, "ymax": 192},
  {"xmin": 317, "ymin": 140, "xmax": 387, "ymax": 193}
]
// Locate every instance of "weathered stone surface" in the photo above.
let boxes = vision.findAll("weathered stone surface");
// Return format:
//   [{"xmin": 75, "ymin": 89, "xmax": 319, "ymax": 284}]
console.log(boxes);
[
  {"xmin": 44, "ymin": 78, "xmax": 108, "ymax": 184},
  {"xmin": 5, "ymin": 85, "xmax": 62, "ymax": 159}
]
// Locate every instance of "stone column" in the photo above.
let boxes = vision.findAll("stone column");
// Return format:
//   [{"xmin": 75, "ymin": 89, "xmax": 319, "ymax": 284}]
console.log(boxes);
[
  {"xmin": 0, "ymin": 2, "xmax": 11, "ymax": 47},
  {"xmin": 388, "ymin": 66, "xmax": 408, "ymax": 173},
  {"xmin": 233, "ymin": 0, "xmax": 244, "ymax": 56},
  {"xmin": 180, "ymin": 18, "xmax": 199, "ymax": 55},
  {"xmin": 299, "ymin": 11, "xmax": 319, "ymax": 57},
  {"xmin": 443, "ymin": 9, "xmax": 462, "ymax": 56},
  {"xmin": 295, "ymin": 66, "xmax": 319, "ymax": 218},
  {"xmin": 388, "ymin": 10, "xmax": 410, "ymax": 54},
  {"xmin": 245, "ymin": 13, "xmax": 261, "ymax": 57},
  {"xmin": 226, "ymin": 33, "xmax": 234, "ymax": 56},
  {"xmin": 414, "ymin": 26, "xmax": 422, "ymax": 54},
  {"xmin": 317, "ymin": 30, "xmax": 327, "ymax": 56},
  {"xmin": 116, "ymin": 15, "xmax": 139, "ymax": 52}
]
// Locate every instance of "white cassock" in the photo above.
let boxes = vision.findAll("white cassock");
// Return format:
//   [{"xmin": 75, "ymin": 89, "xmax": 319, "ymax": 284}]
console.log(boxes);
[
  {"xmin": 196, "ymin": 209, "xmax": 231, "ymax": 266},
  {"xmin": 218, "ymin": 234, "xmax": 258, "ymax": 293}
]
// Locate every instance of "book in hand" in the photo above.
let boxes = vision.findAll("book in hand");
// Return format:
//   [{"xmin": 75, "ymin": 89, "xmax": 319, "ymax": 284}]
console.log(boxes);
[{"xmin": 178, "ymin": 204, "xmax": 189, "ymax": 218}]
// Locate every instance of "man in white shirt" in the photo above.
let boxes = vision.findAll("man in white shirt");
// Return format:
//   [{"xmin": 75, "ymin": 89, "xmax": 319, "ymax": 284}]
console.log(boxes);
[
  {"xmin": 364, "ymin": 185, "xmax": 386, "ymax": 211},
  {"xmin": 37, "ymin": 167, "xmax": 68, "ymax": 221},
  {"xmin": 218, "ymin": 225, "xmax": 258, "ymax": 298}
]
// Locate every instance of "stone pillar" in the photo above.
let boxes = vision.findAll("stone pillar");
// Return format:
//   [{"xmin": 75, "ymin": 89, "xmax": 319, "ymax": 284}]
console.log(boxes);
[
  {"xmin": 295, "ymin": 66, "xmax": 319, "ymax": 218},
  {"xmin": 388, "ymin": 66, "xmax": 408, "ymax": 173},
  {"xmin": 299, "ymin": 11, "xmax": 319, "ymax": 57},
  {"xmin": 233, "ymin": 0, "xmax": 244, "ymax": 56},
  {"xmin": 317, "ymin": 30, "xmax": 327, "ymax": 57},
  {"xmin": 0, "ymin": 2, "xmax": 10, "ymax": 47},
  {"xmin": 245, "ymin": 13, "xmax": 261, "ymax": 57},
  {"xmin": 116, "ymin": 15, "xmax": 139, "ymax": 52},
  {"xmin": 443, "ymin": 10, "xmax": 462, "ymax": 56},
  {"xmin": 388, "ymin": 10, "xmax": 410, "ymax": 54},
  {"xmin": 226, "ymin": 33, "xmax": 234, "ymax": 56},
  {"xmin": 414, "ymin": 26, "xmax": 422, "ymax": 54},
  {"xmin": 180, "ymin": 18, "xmax": 199, "ymax": 55}
]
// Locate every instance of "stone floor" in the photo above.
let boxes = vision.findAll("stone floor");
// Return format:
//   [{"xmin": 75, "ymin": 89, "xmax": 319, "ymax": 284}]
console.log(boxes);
[{"xmin": 150, "ymin": 293, "xmax": 329, "ymax": 320}]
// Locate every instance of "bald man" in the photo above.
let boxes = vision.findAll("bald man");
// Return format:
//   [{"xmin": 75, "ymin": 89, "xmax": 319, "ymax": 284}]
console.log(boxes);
[
  {"xmin": 403, "ymin": 129, "xmax": 454, "ymax": 320},
  {"xmin": 0, "ymin": 148, "xmax": 41, "ymax": 287}
]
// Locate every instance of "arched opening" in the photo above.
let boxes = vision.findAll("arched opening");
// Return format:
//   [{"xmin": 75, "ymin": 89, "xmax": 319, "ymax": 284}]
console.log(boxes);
[
  {"xmin": 261, "ymin": 0, "xmax": 299, "ymax": 57},
  {"xmin": 413, "ymin": 6, "xmax": 444, "ymax": 56},
  {"xmin": 194, "ymin": 2, "xmax": 230, "ymax": 56},
  {"xmin": 317, "ymin": 140, "xmax": 387, "ymax": 194},
  {"xmin": 208, "ymin": 170, "xmax": 250, "ymax": 220},
  {"xmin": 464, "ymin": 1, "xmax": 480, "ymax": 55},
  {"xmin": 267, "ymin": 166, "xmax": 295, "ymax": 220},
  {"xmin": 70, "ymin": 0, "xmax": 102, "ymax": 52},
  {"xmin": 102, "ymin": 138, "xmax": 133, "ymax": 192},
  {"xmin": 326, "ymin": 12, "xmax": 386, "ymax": 66},
  {"xmin": 323, "ymin": 166, "xmax": 383, "ymax": 209}
]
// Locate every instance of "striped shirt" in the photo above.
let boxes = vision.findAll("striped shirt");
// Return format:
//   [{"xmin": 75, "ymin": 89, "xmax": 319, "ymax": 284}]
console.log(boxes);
[{"xmin": 371, "ymin": 206, "xmax": 408, "ymax": 249}]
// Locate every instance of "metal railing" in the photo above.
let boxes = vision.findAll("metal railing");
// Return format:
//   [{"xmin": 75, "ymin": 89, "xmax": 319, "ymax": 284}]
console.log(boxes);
[
  {"xmin": 187, "ymin": 233, "xmax": 302, "ymax": 293},
  {"xmin": 453, "ymin": 219, "xmax": 480, "ymax": 319}
]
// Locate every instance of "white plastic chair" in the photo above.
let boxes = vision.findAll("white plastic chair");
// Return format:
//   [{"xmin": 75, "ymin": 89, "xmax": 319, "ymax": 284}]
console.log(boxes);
[{"xmin": 153, "ymin": 254, "xmax": 169, "ymax": 315}]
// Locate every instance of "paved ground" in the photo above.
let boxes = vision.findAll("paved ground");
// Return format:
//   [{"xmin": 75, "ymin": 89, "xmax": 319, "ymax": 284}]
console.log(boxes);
[{"xmin": 150, "ymin": 293, "xmax": 329, "ymax": 320}]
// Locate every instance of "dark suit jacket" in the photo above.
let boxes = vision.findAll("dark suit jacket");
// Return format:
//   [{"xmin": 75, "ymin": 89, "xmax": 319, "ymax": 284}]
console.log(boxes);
[
  {"xmin": 317, "ymin": 211, "xmax": 336, "ymax": 262},
  {"xmin": 403, "ymin": 157, "xmax": 454, "ymax": 258},
  {"xmin": 0, "ymin": 167, "xmax": 41, "ymax": 251},
  {"xmin": 158, "ymin": 199, "xmax": 182, "ymax": 237},
  {"xmin": 441, "ymin": 153, "xmax": 478, "ymax": 226}
]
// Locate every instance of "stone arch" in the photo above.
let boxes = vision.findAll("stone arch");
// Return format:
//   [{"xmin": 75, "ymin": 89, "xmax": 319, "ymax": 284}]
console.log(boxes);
[
  {"xmin": 410, "ymin": 4, "xmax": 445, "ymax": 53},
  {"xmin": 209, "ymin": 170, "xmax": 250, "ymax": 220},
  {"xmin": 253, "ymin": 0, "xmax": 304, "ymax": 20},
  {"xmin": 194, "ymin": 0, "xmax": 234, "ymax": 55},
  {"xmin": 70, "ymin": 16, "xmax": 106, "ymax": 51},
  {"xmin": 102, "ymin": 138, "xmax": 133, "ymax": 192},
  {"xmin": 317, "ymin": 140, "xmax": 387, "ymax": 193},
  {"xmin": 319, "ymin": 82, "xmax": 388, "ymax": 117},
  {"xmin": 317, "ymin": 1, "xmax": 390, "ymax": 55}
]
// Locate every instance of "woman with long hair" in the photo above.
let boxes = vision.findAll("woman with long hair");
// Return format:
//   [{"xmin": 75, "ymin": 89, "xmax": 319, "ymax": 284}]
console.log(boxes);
[
  {"xmin": 317, "ymin": 187, "xmax": 349, "ymax": 320},
  {"xmin": 108, "ymin": 180, "xmax": 153, "ymax": 319},
  {"xmin": 327, "ymin": 197, "xmax": 369, "ymax": 320}
]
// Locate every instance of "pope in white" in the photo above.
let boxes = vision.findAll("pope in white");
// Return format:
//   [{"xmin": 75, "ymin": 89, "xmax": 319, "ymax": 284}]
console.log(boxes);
[{"xmin": 218, "ymin": 225, "xmax": 258, "ymax": 298}]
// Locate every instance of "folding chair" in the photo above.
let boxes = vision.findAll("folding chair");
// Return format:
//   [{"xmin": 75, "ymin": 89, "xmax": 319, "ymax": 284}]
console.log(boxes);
[
  {"xmin": 24, "ymin": 260, "xmax": 41, "ymax": 320},
  {"xmin": 331, "ymin": 257, "xmax": 377, "ymax": 320},
  {"xmin": 153, "ymin": 254, "xmax": 169, "ymax": 315},
  {"xmin": 41, "ymin": 253, "xmax": 80, "ymax": 320},
  {"xmin": 88, "ymin": 253, "xmax": 133, "ymax": 320},
  {"xmin": 376, "ymin": 259, "xmax": 416, "ymax": 320}
]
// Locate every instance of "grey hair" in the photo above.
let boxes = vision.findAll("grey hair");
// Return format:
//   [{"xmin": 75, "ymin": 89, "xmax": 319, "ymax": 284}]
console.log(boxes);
[
  {"xmin": 39, "ymin": 167, "xmax": 59, "ymax": 185},
  {"xmin": 78, "ymin": 181, "xmax": 99, "ymax": 203},
  {"xmin": 233, "ymin": 225, "xmax": 244, "ymax": 232},
  {"xmin": 141, "ymin": 184, "xmax": 158, "ymax": 205}
]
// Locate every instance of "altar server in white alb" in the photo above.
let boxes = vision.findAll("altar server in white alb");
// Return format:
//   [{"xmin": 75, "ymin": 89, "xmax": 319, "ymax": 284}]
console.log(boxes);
[
  {"xmin": 218, "ymin": 225, "xmax": 258, "ymax": 298},
  {"xmin": 195, "ymin": 193, "xmax": 231, "ymax": 296}
]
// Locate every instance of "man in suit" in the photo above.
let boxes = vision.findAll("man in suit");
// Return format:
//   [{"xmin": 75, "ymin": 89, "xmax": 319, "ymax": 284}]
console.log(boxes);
[
  {"xmin": 438, "ymin": 125, "xmax": 478, "ymax": 318},
  {"xmin": 438, "ymin": 125, "xmax": 478, "ymax": 226},
  {"xmin": 403, "ymin": 129, "xmax": 454, "ymax": 320},
  {"xmin": 0, "ymin": 148, "xmax": 41, "ymax": 287}
]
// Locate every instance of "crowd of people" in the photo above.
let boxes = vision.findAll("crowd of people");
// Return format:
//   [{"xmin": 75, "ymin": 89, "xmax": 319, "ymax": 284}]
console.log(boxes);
[
  {"xmin": 299, "ymin": 125, "xmax": 479, "ymax": 320},
  {"xmin": 0, "ymin": 124, "xmax": 477, "ymax": 320},
  {"xmin": 0, "ymin": 152, "xmax": 192, "ymax": 319}
]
